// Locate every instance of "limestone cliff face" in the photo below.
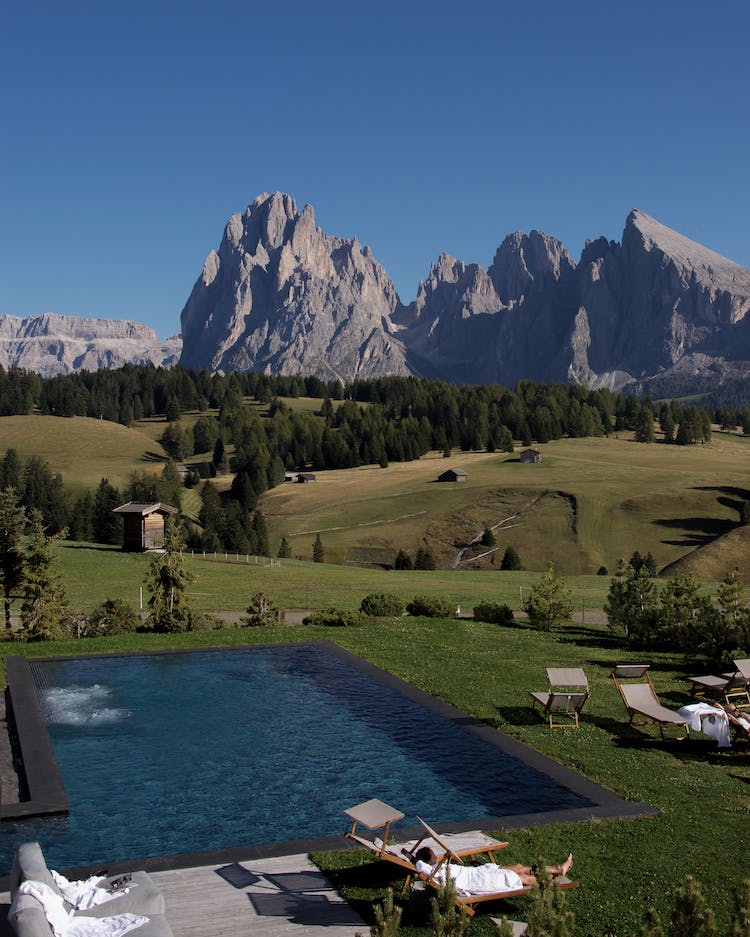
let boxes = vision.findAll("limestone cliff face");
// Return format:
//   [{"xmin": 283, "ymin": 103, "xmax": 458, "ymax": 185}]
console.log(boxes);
[
  {"xmin": 179, "ymin": 192, "xmax": 409, "ymax": 380},
  {"xmin": 6, "ymin": 200, "xmax": 750, "ymax": 392},
  {"xmin": 0, "ymin": 314, "xmax": 180, "ymax": 378},
  {"xmin": 569, "ymin": 210, "xmax": 750, "ymax": 388}
]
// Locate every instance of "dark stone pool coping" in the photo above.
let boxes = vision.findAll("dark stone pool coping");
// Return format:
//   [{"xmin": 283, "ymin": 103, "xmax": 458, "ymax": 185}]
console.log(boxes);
[
  {"xmin": 0, "ymin": 641, "xmax": 657, "ymax": 888},
  {"xmin": 2, "ymin": 656, "xmax": 69, "ymax": 821}
]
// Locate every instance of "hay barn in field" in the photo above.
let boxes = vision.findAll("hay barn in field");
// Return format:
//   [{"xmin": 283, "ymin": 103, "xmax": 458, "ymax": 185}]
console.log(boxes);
[{"xmin": 113, "ymin": 502, "xmax": 177, "ymax": 551}]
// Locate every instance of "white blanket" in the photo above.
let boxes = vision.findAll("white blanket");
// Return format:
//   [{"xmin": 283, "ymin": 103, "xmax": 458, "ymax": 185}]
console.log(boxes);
[
  {"xmin": 18, "ymin": 881, "xmax": 148, "ymax": 937},
  {"xmin": 416, "ymin": 860, "xmax": 524, "ymax": 895},
  {"xmin": 51, "ymin": 871, "xmax": 136, "ymax": 910},
  {"xmin": 678, "ymin": 703, "xmax": 731, "ymax": 748}
]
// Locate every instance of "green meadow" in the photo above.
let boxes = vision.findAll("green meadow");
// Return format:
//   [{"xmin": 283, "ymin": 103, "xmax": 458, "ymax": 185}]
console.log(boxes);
[
  {"xmin": 5, "ymin": 411, "xmax": 750, "ymax": 578},
  {"xmin": 1, "ymin": 614, "xmax": 747, "ymax": 936},
  {"xmin": 2, "ymin": 413, "xmax": 750, "ymax": 934}
]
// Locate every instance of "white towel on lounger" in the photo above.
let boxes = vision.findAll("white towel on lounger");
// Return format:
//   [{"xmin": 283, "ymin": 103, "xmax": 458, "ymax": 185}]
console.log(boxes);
[
  {"xmin": 18, "ymin": 880, "xmax": 148, "ymax": 937},
  {"xmin": 678, "ymin": 703, "xmax": 731, "ymax": 748},
  {"xmin": 51, "ymin": 871, "xmax": 136, "ymax": 910}
]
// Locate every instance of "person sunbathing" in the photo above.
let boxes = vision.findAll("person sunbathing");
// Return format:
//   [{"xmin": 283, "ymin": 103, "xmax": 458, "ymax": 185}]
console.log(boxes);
[
  {"xmin": 413, "ymin": 846, "xmax": 573, "ymax": 892},
  {"xmin": 720, "ymin": 701, "xmax": 750, "ymax": 734}
]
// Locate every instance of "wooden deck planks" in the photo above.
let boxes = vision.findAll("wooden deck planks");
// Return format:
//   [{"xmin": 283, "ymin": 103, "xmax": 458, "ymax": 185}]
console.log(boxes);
[
  {"xmin": 0, "ymin": 854, "xmax": 366, "ymax": 937},
  {"xmin": 150, "ymin": 854, "xmax": 365, "ymax": 937}
]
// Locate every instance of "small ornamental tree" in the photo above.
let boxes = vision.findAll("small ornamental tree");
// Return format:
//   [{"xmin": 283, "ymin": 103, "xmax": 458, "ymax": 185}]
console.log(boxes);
[
  {"xmin": 242, "ymin": 592, "xmax": 277, "ymax": 627},
  {"xmin": 372, "ymin": 887, "xmax": 402, "ymax": 937},
  {"xmin": 523, "ymin": 563, "xmax": 574, "ymax": 631},
  {"xmin": 20, "ymin": 509, "xmax": 69, "ymax": 641},
  {"xmin": 145, "ymin": 523, "xmax": 195, "ymax": 632},
  {"xmin": 430, "ymin": 875, "xmax": 471, "ymax": 937}
]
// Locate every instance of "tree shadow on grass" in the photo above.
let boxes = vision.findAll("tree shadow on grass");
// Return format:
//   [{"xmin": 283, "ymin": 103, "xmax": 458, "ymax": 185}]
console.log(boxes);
[{"xmin": 654, "ymin": 515, "xmax": 737, "ymax": 548}]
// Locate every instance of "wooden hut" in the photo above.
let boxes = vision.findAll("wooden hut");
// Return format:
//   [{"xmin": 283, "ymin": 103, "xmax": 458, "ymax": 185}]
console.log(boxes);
[
  {"xmin": 520, "ymin": 448, "xmax": 543, "ymax": 464},
  {"xmin": 113, "ymin": 502, "xmax": 177, "ymax": 551},
  {"xmin": 437, "ymin": 468, "xmax": 469, "ymax": 482}
]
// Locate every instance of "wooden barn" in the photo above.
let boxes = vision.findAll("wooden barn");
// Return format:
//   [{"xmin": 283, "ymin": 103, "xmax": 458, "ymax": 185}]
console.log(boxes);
[
  {"xmin": 113, "ymin": 502, "xmax": 177, "ymax": 551},
  {"xmin": 296, "ymin": 473, "xmax": 317, "ymax": 483},
  {"xmin": 437, "ymin": 467, "xmax": 468, "ymax": 482},
  {"xmin": 520, "ymin": 447, "xmax": 543, "ymax": 464}
]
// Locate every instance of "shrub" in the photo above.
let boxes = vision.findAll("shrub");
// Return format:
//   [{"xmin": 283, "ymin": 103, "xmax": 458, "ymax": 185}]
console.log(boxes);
[
  {"xmin": 406, "ymin": 594, "xmax": 454, "ymax": 618},
  {"xmin": 360, "ymin": 593, "xmax": 405, "ymax": 617},
  {"xmin": 302, "ymin": 607, "xmax": 368, "ymax": 627},
  {"xmin": 242, "ymin": 592, "xmax": 278, "ymax": 627},
  {"xmin": 87, "ymin": 598, "xmax": 140, "ymax": 635},
  {"xmin": 473, "ymin": 602, "xmax": 514, "ymax": 626}
]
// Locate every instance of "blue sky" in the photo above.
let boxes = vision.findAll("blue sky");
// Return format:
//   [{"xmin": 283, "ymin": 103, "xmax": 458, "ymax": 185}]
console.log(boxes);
[{"xmin": 2, "ymin": 1, "xmax": 748, "ymax": 339}]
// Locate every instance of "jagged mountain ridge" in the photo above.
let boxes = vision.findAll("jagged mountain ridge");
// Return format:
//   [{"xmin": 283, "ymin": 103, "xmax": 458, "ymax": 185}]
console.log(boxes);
[
  {"xmin": 0, "ymin": 314, "xmax": 180, "ymax": 378},
  {"xmin": 3, "ymin": 195, "xmax": 750, "ymax": 390},
  {"xmin": 179, "ymin": 194, "xmax": 750, "ymax": 390}
]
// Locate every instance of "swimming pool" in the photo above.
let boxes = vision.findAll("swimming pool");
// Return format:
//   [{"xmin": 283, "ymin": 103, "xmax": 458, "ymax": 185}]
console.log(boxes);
[{"xmin": 1, "ymin": 642, "xmax": 642, "ymax": 873}]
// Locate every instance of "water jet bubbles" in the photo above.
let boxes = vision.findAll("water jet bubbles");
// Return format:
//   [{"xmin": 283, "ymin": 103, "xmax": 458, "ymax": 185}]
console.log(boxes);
[{"xmin": 43, "ymin": 685, "xmax": 131, "ymax": 726}]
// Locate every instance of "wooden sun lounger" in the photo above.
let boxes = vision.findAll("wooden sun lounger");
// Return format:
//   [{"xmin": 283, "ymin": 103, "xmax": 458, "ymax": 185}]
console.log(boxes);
[
  {"xmin": 686, "ymin": 659, "xmax": 750, "ymax": 708},
  {"xmin": 344, "ymin": 800, "xmax": 509, "ymax": 892},
  {"xmin": 530, "ymin": 667, "xmax": 589, "ymax": 727},
  {"xmin": 416, "ymin": 870, "xmax": 579, "ymax": 916},
  {"xmin": 611, "ymin": 667, "xmax": 689, "ymax": 739}
]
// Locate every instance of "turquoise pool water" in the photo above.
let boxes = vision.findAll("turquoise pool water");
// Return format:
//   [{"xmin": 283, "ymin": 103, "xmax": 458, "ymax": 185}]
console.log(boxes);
[{"xmin": 1, "ymin": 644, "xmax": 594, "ymax": 870}]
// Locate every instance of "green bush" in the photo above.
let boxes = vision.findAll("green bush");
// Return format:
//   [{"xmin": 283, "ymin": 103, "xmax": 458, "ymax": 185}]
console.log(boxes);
[
  {"xmin": 303, "ymin": 607, "xmax": 368, "ymax": 627},
  {"xmin": 360, "ymin": 593, "xmax": 405, "ymax": 617},
  {"xmin": 473, "ymin": 601, "xmax": 514, "ymax": 626},
  {"xmin": 73, "ymin": 598, "xmax": 140, "ymax": 637},
  {"xmin": 406, "ymin": 594, "xmax": 454, "ymax": 618}
]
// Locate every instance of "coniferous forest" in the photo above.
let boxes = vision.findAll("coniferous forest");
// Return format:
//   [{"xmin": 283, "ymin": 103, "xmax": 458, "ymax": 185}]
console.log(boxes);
[{"xmin": 0, "ymin": 363, "xmax": 732, "ymax": 556}]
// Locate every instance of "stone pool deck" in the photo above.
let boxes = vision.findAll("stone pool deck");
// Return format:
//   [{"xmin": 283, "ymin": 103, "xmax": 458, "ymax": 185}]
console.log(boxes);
[{"xmin": 0, "ymin": 853, "xmax": 366, "ymax": 937}]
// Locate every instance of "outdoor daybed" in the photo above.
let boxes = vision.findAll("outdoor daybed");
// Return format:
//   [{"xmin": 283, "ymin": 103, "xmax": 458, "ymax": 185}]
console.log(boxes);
[{"xmin": 7, "ymin": 842, "xmax": 173, "ymax": 937}]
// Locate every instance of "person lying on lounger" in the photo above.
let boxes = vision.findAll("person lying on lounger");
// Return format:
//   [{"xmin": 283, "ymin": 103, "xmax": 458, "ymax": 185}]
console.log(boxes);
[
  {"xmin": 413, "ymin": 846, "xmax": 573, "ymax": 892},
  {"xmin": 719, "ymin": 702, "xmax": 750, "ymax": 734}
]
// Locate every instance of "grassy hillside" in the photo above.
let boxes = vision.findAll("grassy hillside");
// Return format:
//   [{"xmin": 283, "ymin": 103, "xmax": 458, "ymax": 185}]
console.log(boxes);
[
  {"xmin": 4, "ymin": 411, "xmax": 750, "ymax": 578},
  {"xmin": 1, "ymin": 414, "xmax": 169, "ymax": 493},
  {"xmin": 262, "ymin": 435, "xmax": 750, "ymax": 576}
]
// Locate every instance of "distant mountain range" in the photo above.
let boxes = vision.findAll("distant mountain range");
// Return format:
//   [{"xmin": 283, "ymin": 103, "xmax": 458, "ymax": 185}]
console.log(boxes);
[
  {"xmin": 0, "ymin": 314, "xmax": 180, "ymax": 379},
  {"xmin": 4, "ymin": 194, "xmax": 750, "ymax": 394}
]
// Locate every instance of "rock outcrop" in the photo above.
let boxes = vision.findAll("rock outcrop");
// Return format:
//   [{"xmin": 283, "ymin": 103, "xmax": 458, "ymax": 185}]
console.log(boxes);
[
  {"xmin": 0, "ymin": 314, "xmax": 180, "ymax": 378},
  {"xmin": 179, "ymin": 192, "xmax": 410, "ymax": 380}
]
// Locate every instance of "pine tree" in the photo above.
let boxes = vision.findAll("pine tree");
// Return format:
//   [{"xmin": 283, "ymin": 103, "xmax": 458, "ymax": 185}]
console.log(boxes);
[
  {"xmin": 0, "ymin": 488, "xmax": 26, "ymax": 633},
  {"xmin": 277, "ymin": 536, "xmax": 291, "ymax": 559},
  {"xmin": 414, "ymin": 546, "xmax": 436, "ymax": 570},
  {"xmin": 145, "ymin": 524, "xmax": 195, "ymax": 632},
  {"xmin": 481, "ymin": 527, "xmax": 496, "ymax": 547},
  {"xmin": 20, "ymin": 509, "xmax": 69, "ymax": 641},
  {"xmin": 523, "ymin": 563, "xmax": 574, "ymax": 631},
  {"xmin": 92, "ymin": 478, "xmax": 122, "ymax": 545},
  {"xmin": 372, "ymin": 887, "xmax": 402, "ymax": 937},
  {"xmin": 500, "ymin": 545, "xmax": 522, "ymax": 570},
  {"xmin": 312, "ymin": 533, "xmax": 325, "ymax": 563}
]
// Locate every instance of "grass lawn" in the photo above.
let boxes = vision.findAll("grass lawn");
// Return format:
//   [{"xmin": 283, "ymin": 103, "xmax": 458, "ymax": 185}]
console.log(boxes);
[
  {"xmin": 1, "ymin": 615, "xmax": 747, "ymax": 936},
  {"xmin": 51, "ymin": 541, "xmax": 616, "ymax": 614}
]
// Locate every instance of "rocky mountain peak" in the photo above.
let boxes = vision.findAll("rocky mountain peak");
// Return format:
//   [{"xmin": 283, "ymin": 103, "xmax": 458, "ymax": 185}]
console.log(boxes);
[{"xmin": 488, "ymin": 229, "xmax": 576, "ymax": 305}]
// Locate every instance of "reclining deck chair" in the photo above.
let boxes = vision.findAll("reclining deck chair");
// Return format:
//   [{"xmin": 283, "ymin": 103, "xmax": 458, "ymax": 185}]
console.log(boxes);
[
  {"xmin": 530, "ymin": 668, "xmax": 589, "ymax": 728},
  {"xmin": 686, "ymin": 659, "xmax": 750, "ymax": 709},
  {"xmin": 611, "ymin": 664, "xmax": 689, "ymax": 739},
  {"xmin": 344, "ymin": 799, "xmax": 508, "ymax": 892}
]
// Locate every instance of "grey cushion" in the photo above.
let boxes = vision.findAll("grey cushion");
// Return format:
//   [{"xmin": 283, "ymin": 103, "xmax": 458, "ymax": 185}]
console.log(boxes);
[
  {"xmin": 76, "ymin": 872, "xmax": 165, "ymax": 917},
  {"xmin": 9, "ymin": 843, "xmax": 60, "ymax": 899},
  {"xmin": 122, "ymin": 914, "xmax": 175, "ymax": 937},
  {"xmin": 7, "ymin": 892, "xmax": 52, "ymax": 937}
]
